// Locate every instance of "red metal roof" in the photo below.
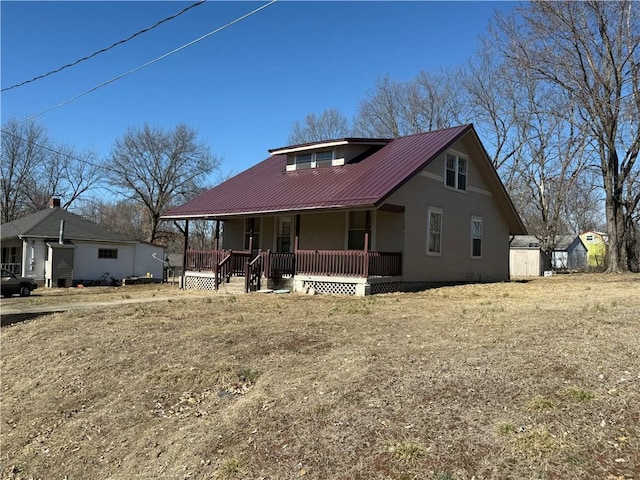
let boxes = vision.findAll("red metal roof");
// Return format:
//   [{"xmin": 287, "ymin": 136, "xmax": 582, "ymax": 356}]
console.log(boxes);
[{"xmin": 162, "ymin": 124, "xmax": 525, "ymax": 233}]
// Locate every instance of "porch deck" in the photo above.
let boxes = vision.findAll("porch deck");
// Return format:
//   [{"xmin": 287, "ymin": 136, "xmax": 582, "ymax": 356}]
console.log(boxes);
[{"xmin": 183, "ymin": 249, "xmax": 402, "ymax": 295}]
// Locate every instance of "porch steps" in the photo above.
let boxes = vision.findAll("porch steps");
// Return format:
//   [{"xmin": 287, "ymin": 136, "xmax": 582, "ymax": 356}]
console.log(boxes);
[{"xmin": 218, "ymin": 277, "xmax": 247, "ymax": 295}]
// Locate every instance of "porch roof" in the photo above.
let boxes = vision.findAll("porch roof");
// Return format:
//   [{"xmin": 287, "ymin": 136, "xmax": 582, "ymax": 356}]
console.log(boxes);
[{"xmin": 164, "ymin": 126, "xmax": 472, "ymax": 219}]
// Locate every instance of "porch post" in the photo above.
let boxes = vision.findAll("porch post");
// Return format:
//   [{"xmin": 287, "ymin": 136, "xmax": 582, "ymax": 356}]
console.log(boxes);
[
  {"xmin": 294, "ymin": 214, "xmax": 300, "ymax": 275},
  {"xmin": 363, "ymin": 211, "xmax": 371, "ymax": 278},
  {"xmin": 214, "ymin": 220, "xmax": 220, "ymax": 250},
  {"xmin": 181, "ymin": 220, "xmax": 189, "ymax": 289},
  {"xmin": 248, "ymin": 218, "xmax": 254, "ymax": 253}
]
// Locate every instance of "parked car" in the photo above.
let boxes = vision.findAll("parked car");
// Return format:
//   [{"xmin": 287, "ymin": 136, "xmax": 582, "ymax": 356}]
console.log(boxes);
[{"xmin": 1, "ymin": 269, "xmax": 38, "ymax": 297}]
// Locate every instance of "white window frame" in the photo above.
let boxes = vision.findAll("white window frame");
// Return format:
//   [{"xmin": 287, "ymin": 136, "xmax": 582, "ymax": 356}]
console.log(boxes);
[
  {"xmin": 426, "ymin": 206, "xmax": 443, "ymax": 256},
  {"xmin": 287, "ymin": 149, "xmax": 335, "ymax": 171},
  {"xmin": 275, "ymin": 216, "xmax": 293, "ymax": 253},
  {"xmin": 444, "ymin": 150, "xmax": 468, "ymax": 192},
  {"xmin": 471, "ymin": 216, "xmax": 483, "ymax": 258}
]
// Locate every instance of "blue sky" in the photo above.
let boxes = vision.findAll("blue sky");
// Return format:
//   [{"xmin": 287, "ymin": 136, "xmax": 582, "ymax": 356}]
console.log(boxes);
[{"xmin": 1, "ymin": 1, "xmax": 518, "ymax": 185}]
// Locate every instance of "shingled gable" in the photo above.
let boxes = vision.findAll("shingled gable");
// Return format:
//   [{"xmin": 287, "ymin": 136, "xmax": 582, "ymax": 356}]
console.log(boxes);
[
  {"xmin": 162, "ymin": 124, "xmax": 525, "ymax": 234},
  {"xmin": 1, "ymin": 207, "xmax": 136, "ymax": 243}
]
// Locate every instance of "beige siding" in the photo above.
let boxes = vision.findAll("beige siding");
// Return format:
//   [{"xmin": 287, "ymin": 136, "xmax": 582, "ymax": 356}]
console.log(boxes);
[
  {"xmin": 262, "ymin": 216, "xmax": 276, "ymax": 250},
  {"xmin": 375, "ymin": 210, "xmax": 404, "ymax": 252},
  {"xmin": 299, "ymin": 211, "xmax": 346, "ymax": 250},
  {"xmin": 222, "ymin": 219, "xmax": 245, "ymax": 249},
  {"xmin": 386, "ymin": 137, "xmax": 511, "ymax": 283}
]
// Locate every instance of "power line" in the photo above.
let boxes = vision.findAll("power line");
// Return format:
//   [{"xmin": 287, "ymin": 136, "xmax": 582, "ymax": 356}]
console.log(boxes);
[
  {"xmin": 19, "ymin": 0, "xmax": 278, "ymax": 123},
  {"xmin": 1, "ymin": 0, "xmax": 206, "ymax": 93}
]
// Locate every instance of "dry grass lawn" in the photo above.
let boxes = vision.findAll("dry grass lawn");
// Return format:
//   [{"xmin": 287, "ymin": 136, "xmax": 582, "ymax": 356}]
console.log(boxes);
[{"xmin": 1, "ymin": 274, "xmax": 639, "ymax": 479}]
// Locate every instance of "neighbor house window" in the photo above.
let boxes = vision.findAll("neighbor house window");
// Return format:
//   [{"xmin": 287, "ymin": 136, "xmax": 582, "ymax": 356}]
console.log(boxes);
[
  {"xmin": 445, "ymin": 152, "xmax": 467, "ymax": 191},
  {"xmin": 427, "ymin": 207, "xmax": 443, "ymax": 255},
  {"xmin": 471, "ymin": 216, "xmax": 483, "ymax": 258},
  {"xmin": 244, "ymin": 218, "xmax": 261, "ymax": 250},
  {"xmin": 98, "ymin": 248, "xmax": 118, "ymax": 259},
  {"xmin": 1, "ymin": 246, "xmax": 18, "ymax": 264}
]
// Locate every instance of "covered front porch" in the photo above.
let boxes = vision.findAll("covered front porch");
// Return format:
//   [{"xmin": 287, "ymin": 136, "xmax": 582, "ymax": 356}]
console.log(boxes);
[
  {"xmin": 184, "ymin": 248, "xmax": 402, "ymax": 295},
  {"xmin": 179, "ymin": 208, "xmax": 404, "ymax": 295}
]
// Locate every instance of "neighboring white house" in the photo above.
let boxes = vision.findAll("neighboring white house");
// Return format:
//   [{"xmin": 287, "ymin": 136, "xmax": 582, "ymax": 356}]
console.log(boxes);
[{"xmin": 1, "ymin": 199, "xmax": 165, "ymax": 287}]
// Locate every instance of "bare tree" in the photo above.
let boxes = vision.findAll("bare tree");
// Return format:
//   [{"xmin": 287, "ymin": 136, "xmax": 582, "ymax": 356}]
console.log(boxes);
[
  {"xmin": 461, "ymin": 42, "xmax": 524, "ymax": 177},
  {"xmin": 495, "ymin": 0, "xmax": 640, "ymax": 272},
  {"xmin": 288, "ymin": 108, "xmax": 351, "ymax": 144},
  {"xmin": 106, "ymin": 123, "xmax": 219, "ymax": 243},
  {"xmin": 1, "ymin": 120, "xmax": 47, "ymax": 222},
  {"xmin": 353, "ymin": 75, "xmax": 404, "ymax": 137},
  {"xmin": 1, "ymin": 119, "xmax": 101, "ymax": 222},
  {"xmin": 562, "ymin": 170, "xmax": 606, "ymax": 234},
  {"xmin": 353, "ymin": 72, "xmax": 463, "ymax": 138},
  {"xmin": 77, "ymin": 198, "xmax": 149, "ymax": 241}
]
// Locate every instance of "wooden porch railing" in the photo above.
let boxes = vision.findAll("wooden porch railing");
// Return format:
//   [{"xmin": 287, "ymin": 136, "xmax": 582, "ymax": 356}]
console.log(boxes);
[
  {"xmin": 185, "ymin": 249, "xmax": 401, "ymax": 281},
  {"xmin": 1, "ymin": 263, "xmax": 21, "ymax": 275},
  {"xmin": 294, "ymin": 250, "xmax": 402, "ymax": 277}
]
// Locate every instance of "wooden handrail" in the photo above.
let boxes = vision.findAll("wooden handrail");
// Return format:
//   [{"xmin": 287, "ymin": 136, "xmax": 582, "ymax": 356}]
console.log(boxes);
[
  {"xmin": 215, "ymin": 252, "xmax": 233, "ymax": 290},
  {"xmin": 244, "ymin": 253, "xmax": 262, "ymax": 293}
]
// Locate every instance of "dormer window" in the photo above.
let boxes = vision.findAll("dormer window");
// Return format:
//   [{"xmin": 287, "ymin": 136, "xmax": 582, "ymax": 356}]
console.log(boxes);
[
  {"xmin": 315, "ymin": 150, "xmax": 334, "ymax": 167},
  {"xmin": 294, "ymin": 153, "xmax": 313, "ymax": 170},
  {"xmin": 445, "ymin": 151, "xmax": 467, "ymax": 191},
  {"xmin": 288, "ymin": 150, "xmax": 335, "ymax": 170}
]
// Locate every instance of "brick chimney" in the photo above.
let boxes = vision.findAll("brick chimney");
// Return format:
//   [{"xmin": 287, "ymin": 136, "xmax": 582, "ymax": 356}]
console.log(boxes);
[{"xmin": 49, "ymin": 197, "xmax": 61, "ymax": 208}]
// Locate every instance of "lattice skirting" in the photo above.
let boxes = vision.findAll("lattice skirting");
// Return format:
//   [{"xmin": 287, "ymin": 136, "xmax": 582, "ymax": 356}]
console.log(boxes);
[
  {"xmin": 304, "ymin": 281, "xmax": 357, "ymax": 296},
  {"xmin": 369, "ymin": 281, "xmax": 402, "ymax": 295},
  {"xmin": 303, "ymin": 280, "xmax": 402, "ymax": 296},
  {"xmin": 184, "ymin": 274, "xmax": 216, "ymax": 291}
]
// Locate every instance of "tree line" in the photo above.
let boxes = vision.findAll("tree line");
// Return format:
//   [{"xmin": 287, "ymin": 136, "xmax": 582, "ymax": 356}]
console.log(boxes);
[
  {"xmin": 288, "ymin": 1, "xmax": 639, "ymax": 272},
  {"xmin": 2, "ymin": 2, "xmax": 638, "ymax": 271},
  {"xmin": 1, "ymin": 121, "xmax": 219, "ymax": 249}
]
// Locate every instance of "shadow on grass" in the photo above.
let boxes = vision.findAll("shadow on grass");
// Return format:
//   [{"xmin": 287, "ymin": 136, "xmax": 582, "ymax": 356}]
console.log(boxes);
[{"xmin": 1, "ymin": 312, "xmax": 56, "ymax": 327}]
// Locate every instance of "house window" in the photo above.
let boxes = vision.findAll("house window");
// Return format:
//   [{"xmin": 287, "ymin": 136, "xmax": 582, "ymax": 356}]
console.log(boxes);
[
  {"xmin": 289, "ymin": 150, "xmax": 335, "ymax": 170},
  {"xmin": 1, "ymin": 247, "xmax": 18, "ymax": 264},
  {"xmin": 427, "ymin": 207, "xmax": 443, "ymax": 255},
  {"xmin": 471, "ymin": 216, "xmax": 483, "ymax": 258},
  {"xmin": 98, "ymin": 248, "xmax": 118, "ymax": 259},
  {"xmin": 348, "ymin": 211, "xmax": 368, "ymax": 250},
  {"xmin": 586, "ymin": 234, "xmax": 594, "ymax": 242},
  {"xmin": 294, "ymin": 153, "xmax": 313, "ymax": 170},
  {"xmin": 244, "ymin": 218, "xmax": 261, "ymax": 250},
  {"xmin": 445, "ymin": 152, "xmax": 467, "ymax": 191},
  {"xmin": 315, "ymin": 150, "xmax": 334, "ymax": 168},
  {"xmin": 276, "ymin": 216, "xmax": 293, "ymax": 253}
]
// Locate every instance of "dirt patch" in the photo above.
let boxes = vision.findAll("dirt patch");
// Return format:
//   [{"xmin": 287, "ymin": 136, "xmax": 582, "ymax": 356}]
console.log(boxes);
[{"xmin": 1, "ymin": 273, "xmax": 639, "ymax": 479}]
